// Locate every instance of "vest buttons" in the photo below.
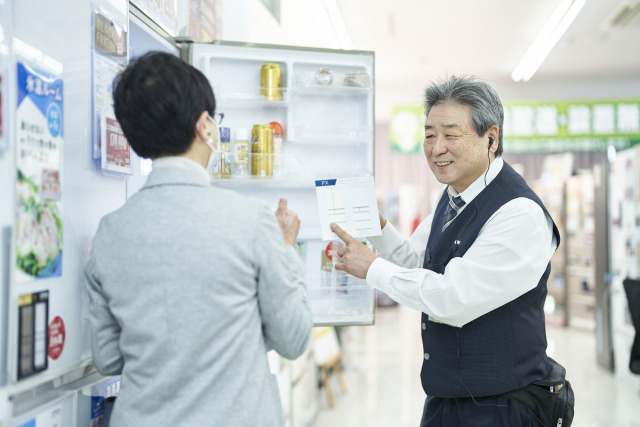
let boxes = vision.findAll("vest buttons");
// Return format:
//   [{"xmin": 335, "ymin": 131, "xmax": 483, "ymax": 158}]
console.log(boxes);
[
  {"xmin": 421, "ymin": 322, "xmax": 426, "ymax": 330},
  {"xmin": 424, "ymin": 353, "xmax": 430, "ymax": 360}
]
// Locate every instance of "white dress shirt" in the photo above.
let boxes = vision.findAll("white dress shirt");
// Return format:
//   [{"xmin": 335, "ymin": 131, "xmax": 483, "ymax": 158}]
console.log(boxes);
[{"xmin": 366, "ymin": 157, "xmax": 557, "ymax": 328}]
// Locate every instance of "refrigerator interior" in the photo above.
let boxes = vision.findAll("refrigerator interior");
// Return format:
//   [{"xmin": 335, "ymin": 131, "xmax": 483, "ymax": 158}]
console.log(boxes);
[{"xmin": 187, "ymin": 41, "xmax": 376, "ymax": 325}]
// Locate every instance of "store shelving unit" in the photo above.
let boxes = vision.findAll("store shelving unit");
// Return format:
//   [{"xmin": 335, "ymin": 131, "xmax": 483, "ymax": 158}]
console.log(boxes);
[{"xmin": 564, "ymin": 172, "xmax": 597, "ymax": 330}]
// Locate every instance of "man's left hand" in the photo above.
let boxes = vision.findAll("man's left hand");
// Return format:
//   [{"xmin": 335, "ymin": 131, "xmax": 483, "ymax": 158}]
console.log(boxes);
[{"xmin": 330, "ymin": 223, "xmax": 377, "ymax": 279}]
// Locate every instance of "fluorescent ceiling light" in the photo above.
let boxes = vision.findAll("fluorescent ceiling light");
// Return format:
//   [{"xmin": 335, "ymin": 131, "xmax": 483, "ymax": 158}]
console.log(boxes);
[
  {"xmin": 323, "ymin": 0, "xmax": 353, "ymax": 50},
  {"xmin": 512, "ymin": 0, "xmax": 586, "ymax": 82}
]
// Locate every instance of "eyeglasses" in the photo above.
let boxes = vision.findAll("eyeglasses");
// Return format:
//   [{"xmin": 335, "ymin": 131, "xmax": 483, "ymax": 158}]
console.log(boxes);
[{"xmin": 214, "ymin": 112, "xmax": 224, "ymax": 125}]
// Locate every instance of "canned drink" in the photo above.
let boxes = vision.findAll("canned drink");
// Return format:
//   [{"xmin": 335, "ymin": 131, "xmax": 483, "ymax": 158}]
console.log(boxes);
[
  {"xmin": 260, "ymin": 63, "xmax": 282, "ymax": 101},
  {"xmin": 251, "ymin": 124, "xmax": 273, "ymax": 178}
]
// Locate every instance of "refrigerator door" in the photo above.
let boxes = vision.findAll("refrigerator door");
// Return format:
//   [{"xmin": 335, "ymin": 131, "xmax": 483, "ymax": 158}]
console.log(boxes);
[{"xmin": 185, "ymin": 41, "xmax": 375, "ymax": 326}]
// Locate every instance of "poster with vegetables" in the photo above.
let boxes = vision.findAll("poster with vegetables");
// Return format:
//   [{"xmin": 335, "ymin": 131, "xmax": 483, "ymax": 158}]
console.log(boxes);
[{"xmin": 15, "ymin": 61, "xmax": 63, "ymax": 280}]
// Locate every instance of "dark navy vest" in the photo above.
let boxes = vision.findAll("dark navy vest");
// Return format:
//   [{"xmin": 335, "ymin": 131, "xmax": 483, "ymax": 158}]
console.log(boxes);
[{"xmin": 420, "ymin": 162, "xmax": 560, "ymax": 398}]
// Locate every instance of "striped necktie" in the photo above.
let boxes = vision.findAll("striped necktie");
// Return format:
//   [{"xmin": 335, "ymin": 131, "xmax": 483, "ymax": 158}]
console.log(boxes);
[{"xmin": 442, "ymin": 195, "xmax": 465, "ymax": 231}]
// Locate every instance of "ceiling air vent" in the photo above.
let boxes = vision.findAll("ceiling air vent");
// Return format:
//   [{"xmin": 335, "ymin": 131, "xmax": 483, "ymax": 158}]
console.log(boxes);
[{"xmin": 603, "ymin": 1, "xmax": 640, "ymax": 29}]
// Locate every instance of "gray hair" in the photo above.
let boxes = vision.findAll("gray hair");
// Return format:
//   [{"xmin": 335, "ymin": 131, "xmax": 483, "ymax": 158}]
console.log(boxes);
[{"xmin": 424, "ymin": 76, "xmax": 504, "ymax": 156}]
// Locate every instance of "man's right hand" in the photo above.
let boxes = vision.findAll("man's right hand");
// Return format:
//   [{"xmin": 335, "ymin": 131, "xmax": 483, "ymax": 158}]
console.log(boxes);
[{"xmin": 275, "ymin": 197, "xmax": 300, "ymax": 246}]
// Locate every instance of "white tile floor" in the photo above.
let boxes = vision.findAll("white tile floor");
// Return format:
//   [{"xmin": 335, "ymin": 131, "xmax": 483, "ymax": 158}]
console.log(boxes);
[{"xmin": 312, "ymin": 304, "xmax": 640, "ymax": 427}]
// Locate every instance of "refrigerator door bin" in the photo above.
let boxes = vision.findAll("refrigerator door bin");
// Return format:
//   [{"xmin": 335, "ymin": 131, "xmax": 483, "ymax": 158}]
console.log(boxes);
[
  {"xmin": 293, "ymin": 71, "xmax": 373, "ymax": 93},
  {"xmin": 292, "ymin": 65, "xmax": 372, "ymax": 90},
  {"xmin": 308, "ymin": 283, "xmax": 375, "ymax": 326},
  {"xmin": 214, "ymin": 84, "xmax": 290, "ymax": 106},
  {"xmin": 211, "ymin": 153, "xmax": 305, "ymax": 182},
  {"xmin": 290, "ymin": 125, "xmax": 373, "ymax": 144}
]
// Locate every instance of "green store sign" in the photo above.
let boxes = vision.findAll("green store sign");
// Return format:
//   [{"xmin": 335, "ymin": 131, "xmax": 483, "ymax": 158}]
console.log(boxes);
[
  {"xmin": 390, "ymin": 99, "xmax": 640, "ymax": 154},
  {"xmin": 389, "ymin": 105, "xmax": 425, "ymax": 154}
]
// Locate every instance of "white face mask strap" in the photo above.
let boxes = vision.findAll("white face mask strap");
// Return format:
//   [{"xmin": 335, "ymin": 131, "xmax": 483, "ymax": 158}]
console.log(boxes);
[{"xmin": 205, "ymin": 114, "xmax": 220, "ymax": 151}]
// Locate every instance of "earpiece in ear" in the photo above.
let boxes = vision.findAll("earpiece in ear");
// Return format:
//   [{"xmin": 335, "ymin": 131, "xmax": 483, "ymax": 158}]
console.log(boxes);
[{"xmin": 488, "ymin": 137, "xmax": 494, "ymax": 148}]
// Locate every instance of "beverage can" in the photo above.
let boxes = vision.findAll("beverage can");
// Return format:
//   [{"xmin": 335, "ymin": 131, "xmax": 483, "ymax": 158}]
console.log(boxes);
[
  {"xmin": 251, "ymin": 124, "xmax": 273, "ymax": 178},
  {"xmin": 260, "ymin": 63, "xmax": 282, "ymax": 101}
]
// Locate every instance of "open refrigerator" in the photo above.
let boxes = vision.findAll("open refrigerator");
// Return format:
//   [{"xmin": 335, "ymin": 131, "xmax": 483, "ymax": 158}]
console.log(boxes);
[
  {"xmin": 185, "ymin": 41, "xmax": 376, "ymax": 327},
  {"xmin": 0, "ymin": 2, "xmax": 376, "ymax": 424}
]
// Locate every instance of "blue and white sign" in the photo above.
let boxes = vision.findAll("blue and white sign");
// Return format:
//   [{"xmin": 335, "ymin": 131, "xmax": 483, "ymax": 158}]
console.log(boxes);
[{"xmin": 15, "ymin": 62, "xmax": 64, "ymax": 281}]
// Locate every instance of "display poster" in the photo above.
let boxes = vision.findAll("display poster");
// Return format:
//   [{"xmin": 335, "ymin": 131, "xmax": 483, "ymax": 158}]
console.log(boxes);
[
  {"xmin": 90, "ymin": 396, "xmax": 105, "ymax": 427},
  {"xmin": 16, "ymin": 404, "xmax": 62, "ymax": 427},
  {"xmin": 47, "ymin": 315, "xmax": 65, "ymax": 361},
  {"xmin": 188, "ymin": 0, "xmax": 221, "ymax": 42},
  {"xmin": 101, "ymin": 114, "xmax": 132, "ymax": 174},
  {"xmin": 92, "ymin": 53, "xmax": 124, "ymax": 160},
  {"xmin": 15, "ymin": 62, "xmax": 63, "ymax": 281},
  {"xmin": 18, "ymin": 291, "xmax": 49, "ymax": 379},
  {"xmin": 92, "ymin": 9, "xmax": 132, "ymax": 174},
  {"xmin": 132, "ymin": 0, "xmax": 178, "ymax": 36},
  {"xmin": 94, "ymin": 9, "xmax": 127, "ymax": 58},
  {"xmin": 91, "ymin": 375, "xmax": 121, "ymax": 398}
]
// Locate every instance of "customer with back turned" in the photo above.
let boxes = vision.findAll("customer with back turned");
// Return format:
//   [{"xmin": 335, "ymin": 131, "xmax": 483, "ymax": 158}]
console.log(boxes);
[
  {"xmin": 330, "ymin": 76, "xmax": 573, "ymax": 426},
  {"xmin": 84, "ymin": 52, "xmax": 312, "ymax": 427}
]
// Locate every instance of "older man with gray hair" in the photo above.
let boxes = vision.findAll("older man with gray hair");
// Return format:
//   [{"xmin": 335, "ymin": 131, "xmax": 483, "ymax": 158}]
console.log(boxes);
[{"xmin": 331, "ymin": 76, "xmax": 568, "ymax": 426}]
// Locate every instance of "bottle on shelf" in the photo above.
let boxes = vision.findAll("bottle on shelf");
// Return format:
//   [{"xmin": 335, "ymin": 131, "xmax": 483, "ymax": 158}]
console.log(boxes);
[
  {"xmin": 270, "ymin": 121, "xmax": 284, "ymax": 177},
  {"xmin": 232, "ymin": 127, "xmax": 250, "ymax": 178},
  {"xmin": 220, "ymin": 127, "xmax": 231, "ymax": 179}
]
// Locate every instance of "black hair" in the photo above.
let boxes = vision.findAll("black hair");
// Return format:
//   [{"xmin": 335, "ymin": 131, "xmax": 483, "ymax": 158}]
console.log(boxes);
[{"xmin": 112, "ymin": 51, "xmax": 216, "ymax": 158}]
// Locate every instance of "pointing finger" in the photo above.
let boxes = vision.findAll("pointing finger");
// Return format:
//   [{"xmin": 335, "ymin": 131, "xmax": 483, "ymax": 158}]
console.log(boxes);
[
  {"xmin": 277, "ymin": 197, "xmax": 288, "ymax": 212},
  {"xmin": 330, "ymin": 223, "xmax": 357, "ymax": 244}
]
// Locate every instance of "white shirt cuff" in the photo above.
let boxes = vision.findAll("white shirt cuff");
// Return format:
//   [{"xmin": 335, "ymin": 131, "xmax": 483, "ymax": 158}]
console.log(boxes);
[{"xmin": 366, "ymin": 257, "xmax": 405, "ymax": 290}]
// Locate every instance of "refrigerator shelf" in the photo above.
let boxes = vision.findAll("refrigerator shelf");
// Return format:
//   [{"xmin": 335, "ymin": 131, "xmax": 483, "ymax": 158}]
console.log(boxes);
[
  {"xmin": 308, "ymin": 284, "xmax": 375, "ymax": 326},
  {"xmin": 211, "ymin": 171, "xmax": 374, "ymax": 187},
  {"xmin": 290, "ymin": 125, "xmax": 373, "ymax": 143},
  {"xmin": 287, "ymin": 139, "xmax": 370, "ymax": 146},
  {"xmin": 293, "ymin": 70, "xmax": 373, "ymax": 92},
  {"xmin": 211, "ymin": 178, "xmax": 315, "ymax": 188},
  {"xmin": 214, "ymin": 84, "xmax": 290, "ymax": 106},
  {"xmin": 292, "ymin": 85, "xmax": 372, "ymax": 97}
]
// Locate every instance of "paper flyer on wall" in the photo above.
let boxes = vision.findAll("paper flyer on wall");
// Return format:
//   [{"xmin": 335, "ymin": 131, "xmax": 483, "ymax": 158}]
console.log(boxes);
[
  {"xmin": 101, "ymin": 112, "xmax": 132, "ymax": 174},
  {"xmin": 92, "ymin": 52, "xmax": 125, "ymax": 160},
  {"xmin": 315, "ymin": 176, "xmax": 382, "ymax": 241},
  {"xmin": 91, "ymin": 6, "xmax": 132, "ymax": 174},
  {"xmin": 15, "ymin": 61, "xmax": 63, "ymax": 281}
]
